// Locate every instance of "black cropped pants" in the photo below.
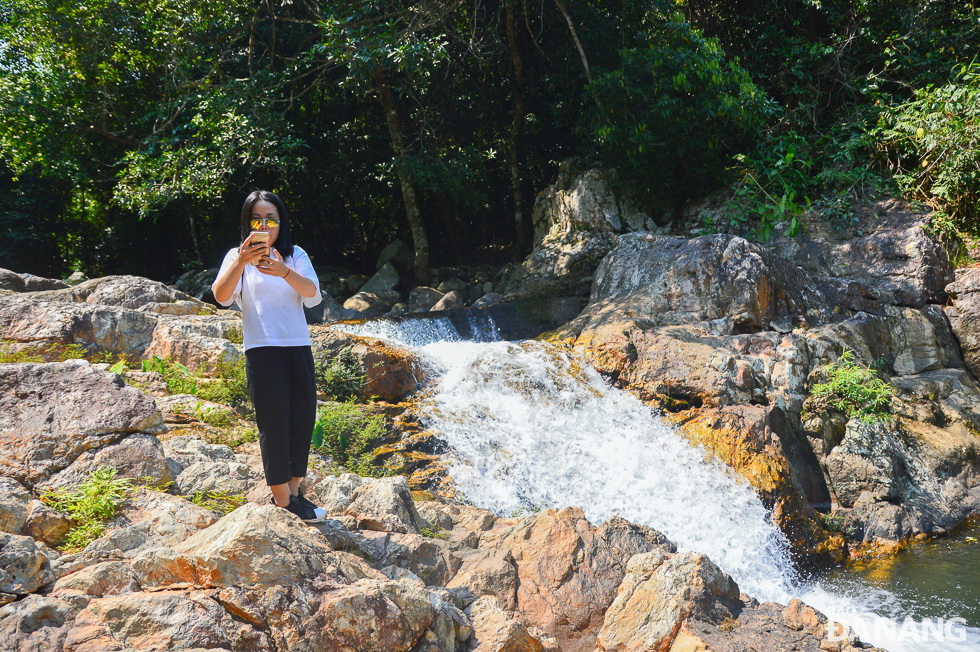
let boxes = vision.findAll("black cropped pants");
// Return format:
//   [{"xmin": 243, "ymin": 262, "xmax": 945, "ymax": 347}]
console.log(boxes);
[{"xmin": 245, "ymin": 346, "xmax": 317, "ymax": 486}]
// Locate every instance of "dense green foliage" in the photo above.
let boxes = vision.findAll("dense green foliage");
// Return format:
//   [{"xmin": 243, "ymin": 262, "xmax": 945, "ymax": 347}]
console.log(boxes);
[
  {"xmin": 312, "ymin": 402, "xmax": 389, "ymax": 477},
  {"xmin": 315, "ymin": 347, "xmax": 366, "ymax": 402},
  {"xmin": 809, "ymin": 349, "xmax": 893, "ymax": 423},
  {"xmin": 134, "ymin": 354, "xmax": 251, "ymax": 416},
  {"xmin": 2, "ymin": 0, "xmax": 979, "ymax": 279},
  {"xmin": 877, "ymin": 63, "xmax": 980, "ymax": 232},
  {"xmin": 40, "ymin": 467, "xmax": 133, "ymax": 551}
]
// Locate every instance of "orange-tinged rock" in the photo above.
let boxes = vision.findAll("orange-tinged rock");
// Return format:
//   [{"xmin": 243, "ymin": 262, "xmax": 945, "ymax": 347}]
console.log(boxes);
[
  {"xmin": 310, "ymin": 327, "xmax": 423, "ymax": 402},
  {"xmin": 669, "ymin": 406, "xmax": 846, "ymax": 566}
]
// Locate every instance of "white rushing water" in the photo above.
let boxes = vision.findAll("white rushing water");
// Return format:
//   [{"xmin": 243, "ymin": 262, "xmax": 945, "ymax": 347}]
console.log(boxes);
[{"xmin": 333, "ymin": 315, "xmax": 980, "ymax": 652}]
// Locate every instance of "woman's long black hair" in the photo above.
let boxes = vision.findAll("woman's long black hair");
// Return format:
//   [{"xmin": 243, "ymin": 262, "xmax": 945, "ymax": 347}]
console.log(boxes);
[{"xmin": 239, "ymin": 190, "xmax": 295, "ymax": 259}]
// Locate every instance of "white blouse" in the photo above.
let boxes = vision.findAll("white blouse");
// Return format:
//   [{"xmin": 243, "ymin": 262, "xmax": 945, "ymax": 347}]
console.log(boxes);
[{"xmin": 213, "ymin": 245, "xmax": 322, "ymax": 351}]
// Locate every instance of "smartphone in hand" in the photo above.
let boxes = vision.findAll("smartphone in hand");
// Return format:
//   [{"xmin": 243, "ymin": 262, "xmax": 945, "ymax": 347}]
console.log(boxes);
[{"xmin": 248, "ymin": 231, "xmax": 270, "ymax": 265}]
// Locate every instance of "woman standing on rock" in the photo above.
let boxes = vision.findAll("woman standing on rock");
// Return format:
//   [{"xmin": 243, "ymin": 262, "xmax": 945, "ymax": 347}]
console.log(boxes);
[{"xmin": 212, "ymin": 190, "xmax": 327, "ymax": 523}]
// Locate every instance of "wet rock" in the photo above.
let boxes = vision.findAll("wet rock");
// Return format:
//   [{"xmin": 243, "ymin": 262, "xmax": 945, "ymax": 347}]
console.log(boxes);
[
  {"xmin": 945, "ymin": 267, "xmax": 980, "ymax": 378},
  {"xmin": 310, "ymin": 328, "xmax": 422, "ymax": 402},
  {"xmin": 22, "ymin": 499, "xmax": 71, "ymax": 546},
  {"xmin": 387, "ymin": 302, "xmax": 408, "ymax": 317},
  {"xmin": 466, "ymin": 595, "xmax": 545, "ymax": 652},
  {"xmin": 669, "ymin": 406, "xmax": 844, "ymax": 565},
  {"xmin": 0, "ymin": 478, "xmax": 30, "ymax": 534},
  {"xmin": 0, "ymin": 361, "xmax": 163, "ymax": 488},
  {"xmin": 0, "ymin": 533, "xmax": 54, "ymax": 595},
  {"xmin": 38, "ymin": 434, "xmax": 174, "ymax": 492},
  {"xmin": 133, "ymin": 503, "xmax": 335, "ymax": 589},
  {"xmin": 825, "ymin": 421, "xmax": 906, "ymax": 507},
  {"xmin": 595, "ymin": 550, "xmax": 740, "ymax": 651},
  {"xmin": 437, "ymin": 278, "xmax": 468, "ymax": 294},
  {"xmin": 305, "ymin": 290, "xmax": 358, "ymax": 324},
  {"xmin": 431, "ymin": 290, "xmax": 465, "ymax": 312}
]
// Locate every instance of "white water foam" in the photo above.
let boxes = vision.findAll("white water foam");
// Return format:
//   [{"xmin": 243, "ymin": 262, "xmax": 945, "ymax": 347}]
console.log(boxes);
[{"xmin": 331, "ymin": 317, "xmax": 980, "ymax": 652}]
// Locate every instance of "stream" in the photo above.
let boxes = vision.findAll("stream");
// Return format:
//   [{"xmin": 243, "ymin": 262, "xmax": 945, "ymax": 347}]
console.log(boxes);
[{"xmin": 333, "ymin": 314, "xmax": 980, "ymax": 652}]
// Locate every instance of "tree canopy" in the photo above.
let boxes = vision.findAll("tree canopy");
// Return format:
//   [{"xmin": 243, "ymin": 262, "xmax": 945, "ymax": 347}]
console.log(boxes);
[{"xmin": 1, "ymin": 0, "xmax": 978, "ymax": 279}]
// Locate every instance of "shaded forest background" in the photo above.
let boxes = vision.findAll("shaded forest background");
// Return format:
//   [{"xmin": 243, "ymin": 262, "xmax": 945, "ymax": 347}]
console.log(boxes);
[{"xmin": 1, "ymin": 0, "xmax": 978, "ymax": 283}]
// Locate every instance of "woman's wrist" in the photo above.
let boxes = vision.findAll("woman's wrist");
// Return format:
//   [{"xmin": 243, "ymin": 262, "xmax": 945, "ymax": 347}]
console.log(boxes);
[{"xmin": 282, "ymin": 267, "xmax": 291, "ymax": 280}]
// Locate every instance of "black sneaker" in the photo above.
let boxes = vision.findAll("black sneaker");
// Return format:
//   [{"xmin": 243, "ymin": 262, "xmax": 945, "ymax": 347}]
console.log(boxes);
[
  {"xmin": 271, "ymin": 495, "xmax": 325, "ymax": 524},
  {"xmin": 295, "ymin": 489, "xmax": 328, "ymax": 522}
]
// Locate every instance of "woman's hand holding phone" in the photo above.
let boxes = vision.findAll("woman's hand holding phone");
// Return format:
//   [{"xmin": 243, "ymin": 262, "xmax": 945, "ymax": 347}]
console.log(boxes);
[
  {"xmin": 239, "ymin": 232, "xmax": 270, "ymax": 267},
  {"xmin": 256, "ymin": 248, "xmax": 289, "ymax": 278}
]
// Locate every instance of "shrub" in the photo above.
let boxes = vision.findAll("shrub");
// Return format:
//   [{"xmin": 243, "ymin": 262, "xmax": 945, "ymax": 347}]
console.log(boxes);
[
  {"xmin": 142, "ymin": 355, "xmax": 198, "ymax": 395},
  {"xmin": 312, "ymin": 402, "xmax": 388, "ymax": 477},
  {"xmin": 315, "ymin": 347, "xmax": 365, "ymax": 402},
  {"xmin": 582, "ymin": 10, "xmax": 771, "ymax": 211},
  {"xmin": 877, "ymin": 63, "xmax": 980, "ymax": 235},
  {"xmin": 135, "ymin": 354, "xmax": 252, "ymax": 418},
  {"xmin": 40, "ymin": 467, "xmax": 133, "ymax": 551},
  {"xmin": 195, "ymin": 356, "xmax": 251, "ymax": 418},
  {"xmin": 0, "ymin": 340, "xmax": 88, "ymax": 363},
  {"xmin": 189, "ymin": 490, "xmax": 246, "ymax": 515},
  {"xmin": 809, "ymin": 349, "xmax": 893, "ymax": 423}
]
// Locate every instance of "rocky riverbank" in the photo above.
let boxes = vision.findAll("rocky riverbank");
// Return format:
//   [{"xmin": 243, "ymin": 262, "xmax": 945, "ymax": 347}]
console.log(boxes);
[{"xmin": 2, "ymin": 167, "xmax": 978, "ymax": 649}]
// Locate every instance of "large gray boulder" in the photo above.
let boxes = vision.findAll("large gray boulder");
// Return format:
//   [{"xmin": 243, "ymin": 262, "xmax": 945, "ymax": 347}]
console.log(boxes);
[
  {"xmin": 501, "ymin": 165, "xmax": 657, "ymax": 297},
  {"xmin": 0, "ymin": 533, "xmax": 54, "ymax": 595},
  {"xmin": 31, "ymin": 275, "xmax": 200, "ymax": 309},
  {"xmin": 0, "ymin": 478, "xmax": 30, "ymax": 535},
  {"xmin": 37, "ymin": 434, "xmax": 174, "ymax": 492},
  {"xmin": 571, "ymin": 233, "xmax": 857, "ymax": 337},
  {"xmin": 767, "ymin": 200, "xmax": 953, "ymax": 308},
  {"xmin": 945, "ymin": 267, "xmax": 980, "ymax": 378},
  {"xmin": 0, "ymin": 361, "xmax": 163, "ymax": 488},
  {"xmin": 360, "ymin": 262, "xmax": 400, "ymax": 293},
  {"xmin": 21, "ymin": 274, "xmax": 69, "ymax": 292}
]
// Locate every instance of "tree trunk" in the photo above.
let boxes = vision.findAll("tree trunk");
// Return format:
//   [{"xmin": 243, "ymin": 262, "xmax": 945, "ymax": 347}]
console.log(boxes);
[
  {"xmin": 505, "ymin": 0, "xmax": 528, "ymax": 259},
  {"xmin": 375, "ymin": 72, "xmax": 431, "ymax": 285},
  {"xmin": 553, "ymin": 0, "xmax": 602, "ymax": 113},
  {"xmin": 188, "ymin": 210, "xmax": 203, "ymax": 264}
]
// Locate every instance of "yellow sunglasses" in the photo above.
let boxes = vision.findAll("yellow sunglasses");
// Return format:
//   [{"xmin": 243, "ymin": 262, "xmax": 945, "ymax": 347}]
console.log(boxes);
[{"xmin": 249, "ymin": 218, "xmax": 280, "ymax": 230}]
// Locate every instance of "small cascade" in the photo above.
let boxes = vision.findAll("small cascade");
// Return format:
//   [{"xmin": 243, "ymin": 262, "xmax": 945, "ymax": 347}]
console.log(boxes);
[{"xmin": 331, "ymin": 316, "xmax": 980, "ymax": 652}]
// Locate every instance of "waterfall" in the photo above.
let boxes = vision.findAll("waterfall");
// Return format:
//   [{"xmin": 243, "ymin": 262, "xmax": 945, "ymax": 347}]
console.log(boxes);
[{"xmin": 331, "ymin": 315, "xmax": 980, "ymax": 652}]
